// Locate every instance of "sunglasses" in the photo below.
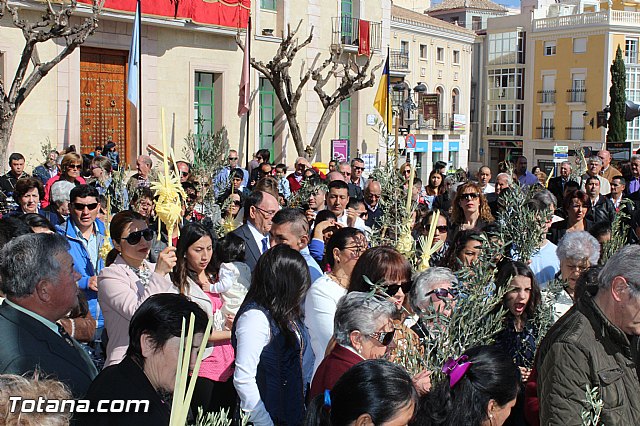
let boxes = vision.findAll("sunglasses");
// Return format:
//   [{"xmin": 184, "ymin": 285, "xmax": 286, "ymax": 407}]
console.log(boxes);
[
  {"xmin": 429, "ymin": 225, "xmax": 448, "ymax": 233},
  {"xmin": 228, "ymin": 157, "xmax": 238, "ymax": 161},
  {"xmin": 180, "ymin": 171, "xmax": 189, "ymax": 177},
  {"xmin": 353, "ymin": 166, "xmax": 365, "ymax": 171},
  {"xmin": 72, "ymin": 202, "xmax": 99, "ymax": 211},
  {"xmin": 358, "ymin": 211, "xmax": 368, "ymax": 218},
  {"xmin": 425, "ymin": 287, "xmax": 459, "ymax": 300},
  {"xmin": 232, "ymin": 200, "xmax": 242, "ymax": 206},
  {"xmin": 461, "ymin": 193, "xmax": 479, "ymax": 201},
  {"xmin": 368, "ymin": 329, "xmax": 396, "ymax": 346},
  {"xmin": 122, "ymin": 228, "xmax": 154, "ymax": 245},
  {"xmin": 384, "ymin": 281, "xmax": 412, "ymax": 296},
  {"xmin": 343, "ymin": 172, "xmax": 351, "ymax": 176},
  {"xmin": 67, "ymin": 164, "xmax": 82, "ymax": 170}
]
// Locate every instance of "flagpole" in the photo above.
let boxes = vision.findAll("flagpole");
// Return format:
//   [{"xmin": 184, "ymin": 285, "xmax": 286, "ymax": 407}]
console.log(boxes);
[
  {"xmin": 137, "ymin": 0, "xmax": 143, "ymax": 156},
  {"xmin": 386, "ymin": 45, "xmax": 390, "ymax": 163},
  {"xmin": 245, "ymin": 16, "xmax": 251, "ymax": 170}
]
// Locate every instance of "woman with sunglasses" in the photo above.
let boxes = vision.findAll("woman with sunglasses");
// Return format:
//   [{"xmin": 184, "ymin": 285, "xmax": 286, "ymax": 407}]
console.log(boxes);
[
  {"xmin": 450, "ymin": 182, "xmax": 494, "ymax": 236},
  {"xmin": 42, "ymin": 152, "xmax": 86, "ymax": 209},
  {"xmin": 492, "ymin": 261, "xmax": 541, "ymax": 425},
  {"xmin": 348, "ymin": 246, "xmax": 421, "ymax": 363},
  {"xmin": 305, "ymin": 227, "xmax": 366, "ymax": 374},
  {"xmin": 98, "ymin": 210, "xmax": 178, "ymax": 367},
  {"xmin": 88, "ymin": 156, "xmax": 128, "ymax": 213},
  {"xmin": 309, "ymin": 292, "xmax": 397, "ymax": 398}
]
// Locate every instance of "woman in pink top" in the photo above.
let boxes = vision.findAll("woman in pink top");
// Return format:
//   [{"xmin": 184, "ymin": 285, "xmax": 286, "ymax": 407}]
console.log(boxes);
[
  {"xmin": 172, "ymin": 223, "xmax": 236, "ymax": 415},
  {"xmin": 42, "ymin": 152, "xmax": 86, "ymax": 208}
]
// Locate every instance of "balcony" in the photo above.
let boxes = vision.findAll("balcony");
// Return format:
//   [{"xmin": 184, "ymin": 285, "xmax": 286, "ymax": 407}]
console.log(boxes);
[
  {"xmin": 566, "ymin": 126, "xmax": 585, "ymax": 140},
  {"xmin": 331, "ymin": 16, "xmax": 382, "ymax": 52},
  {"xmin": 486, "ymin": 124, "xmax": 522, "ymax": 137},
  {"xmin": 416, "ymin": 113, "xmax": 455, "ymax": 131},
  {"xmin": 538, "ymin": 90, "xmax": 556, "ymax": 104},
  {"xmin": 567, "ymin": 88, "xmax": 586, "ymax": 103},
  {"xmin": 533, "ymin": 10, "xmax": 640, "ymax": 32},
  {"xmin": 390, "ymin": 49, "xmax": 409, "ymax": 71},
  {"xmin": 536, "ymin": 126, "xmax": 555, "ymax": 139}
]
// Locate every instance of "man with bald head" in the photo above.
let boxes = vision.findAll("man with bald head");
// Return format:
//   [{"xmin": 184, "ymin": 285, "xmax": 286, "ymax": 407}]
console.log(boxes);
[
  {"xmin": 476, "ymin": 166, "xmax": 495, "ymax": 194},
  {"xmin": 326, "ymin": 171, "xmax": 346, "ymax": 182},
  {"xmin": 598, "ymin": 149, "xmax": 621, "ymax": 183},
  {"xmin": 364, "ymin": 180, "xmax": 383, "ymax": 228}
]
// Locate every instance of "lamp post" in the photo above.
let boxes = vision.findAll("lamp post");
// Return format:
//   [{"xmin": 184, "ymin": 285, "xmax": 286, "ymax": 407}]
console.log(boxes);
[{"xmin": 392, "ymin": 81, "xmax": 427, "ymax": 162}]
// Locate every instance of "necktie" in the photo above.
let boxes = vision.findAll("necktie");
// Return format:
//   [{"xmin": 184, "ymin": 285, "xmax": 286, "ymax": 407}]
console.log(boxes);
[
  {"xmin": 57, "ymin": 323, "xmax": 75, "ymax": 347},
  {"xmin": 57, "ymin": 322, "xmax": 99, "ymax": 376},
  {"xmin": 261, "ymin": 236, "xmax": 269, "ymax": 254}
]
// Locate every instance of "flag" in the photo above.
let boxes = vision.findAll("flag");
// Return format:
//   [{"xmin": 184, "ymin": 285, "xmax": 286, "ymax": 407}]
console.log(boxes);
[
  {"xmin": 127, "ymin": 0, "xmax": 140, "ymax": 107},
  {"xmin": 373, "ymin": 55, "xmax": 390, "ymax": 127},
  {"xmin": 238, "ymin": 17, "xmax": 251, "ymax": 117},
  {"xmin": 358, "ymin": 20, "xmax": 370, "ymax": 56}
]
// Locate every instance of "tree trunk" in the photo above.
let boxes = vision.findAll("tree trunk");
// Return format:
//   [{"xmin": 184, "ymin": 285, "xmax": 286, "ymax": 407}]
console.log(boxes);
[
  {"xmin": 0, "ymin": 105, "xmax": 15, "ymax": 170},
  {"xmin": 309, "ymin": 102, "xmax": 340, "ymax": 156}
]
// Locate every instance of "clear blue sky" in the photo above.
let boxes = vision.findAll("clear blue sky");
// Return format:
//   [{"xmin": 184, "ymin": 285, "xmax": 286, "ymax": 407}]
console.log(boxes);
[{"xmin": 497, "ymin": 0, "xmax": 521, "ymax": 8}]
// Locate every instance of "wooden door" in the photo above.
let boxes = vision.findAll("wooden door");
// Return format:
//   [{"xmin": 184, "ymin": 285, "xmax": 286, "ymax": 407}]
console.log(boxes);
[{"xmin": 80, "ymin": 48, "xmax": 129, "ymax": 163}]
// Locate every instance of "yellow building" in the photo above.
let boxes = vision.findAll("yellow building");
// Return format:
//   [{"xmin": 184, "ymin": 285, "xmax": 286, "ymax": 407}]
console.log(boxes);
[
  {"xmin": 0, "ymin": 0, "xmax": 390, "ymax": 171},
  {"xmin": 528, "ymin": 0, "xmax": 640, "ymax": 167},
  {"xmin": 390, "ymin": 5, "xmax": 475, "ymax": 179}
]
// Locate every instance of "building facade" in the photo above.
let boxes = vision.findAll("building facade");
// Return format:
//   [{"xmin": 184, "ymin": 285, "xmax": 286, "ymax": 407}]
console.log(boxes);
[
  {"xmin": 390, "ymin": 5, "xmax": 475, "ymax": 180},
  {"xmin": 0, "ymin": 0, "xmax": 390, "ymax": 171}
]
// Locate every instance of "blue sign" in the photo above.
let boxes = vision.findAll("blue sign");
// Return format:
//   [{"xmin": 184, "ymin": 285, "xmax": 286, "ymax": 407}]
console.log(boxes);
[
  {"xmin": 415, "ymin": 141, "xmax": 428, "ymax": 153},
  {"xmin": 432, "ymin": 142, "xmax": 444, "ymax": 153},
  {"xmin": 449, "ymin": 141, "xmax": 460, "ymax": 152}
]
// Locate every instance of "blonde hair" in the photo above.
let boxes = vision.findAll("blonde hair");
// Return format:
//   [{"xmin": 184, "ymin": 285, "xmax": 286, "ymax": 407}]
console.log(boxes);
[
  {"xmin": 0, "ymin": 372, "xmax": 72, "ymax": 425},
  {"xmin": 60, "ymin": 153, "xmax": 82, "ymax": 172}
]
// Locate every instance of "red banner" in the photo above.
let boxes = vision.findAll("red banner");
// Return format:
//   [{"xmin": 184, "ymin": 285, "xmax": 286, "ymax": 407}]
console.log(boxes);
[
  {"xmin": 78, "ymin": 0, "xmax": 250, "ymax": 28},
  {"xmin": 358, "ymin": 19, "xmax": 370, "ymax": 56}
]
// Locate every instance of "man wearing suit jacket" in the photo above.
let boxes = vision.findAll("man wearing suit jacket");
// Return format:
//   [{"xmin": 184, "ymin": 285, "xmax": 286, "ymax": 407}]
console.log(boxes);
[
  {"xmin": 0, "ymin": 233, "xmax": 98, "ymax": 398},
  {"xmin": 548, "ymin": 161, "xmax": 574, "ymax": 204},
  {"xmin": 232, "ymin": 190, "xmax": 279, "ymax": 271}
]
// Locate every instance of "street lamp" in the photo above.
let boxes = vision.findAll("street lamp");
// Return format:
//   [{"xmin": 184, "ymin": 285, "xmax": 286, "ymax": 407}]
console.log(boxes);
[{"xmin": 392, "ymin": 81, "xmax": 427, "ymax": 134}]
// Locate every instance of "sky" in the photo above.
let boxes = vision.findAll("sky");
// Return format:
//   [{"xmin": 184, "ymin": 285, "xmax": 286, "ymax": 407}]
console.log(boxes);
[{"xmin": 497, "ymin": 0, "xmax": 521, "ymax": 8}]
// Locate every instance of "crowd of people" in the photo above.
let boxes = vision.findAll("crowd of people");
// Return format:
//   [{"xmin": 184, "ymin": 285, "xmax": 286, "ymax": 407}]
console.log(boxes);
[{"xmin": 0, "ymin": 143, "xmax": 640, "ymax": 426}]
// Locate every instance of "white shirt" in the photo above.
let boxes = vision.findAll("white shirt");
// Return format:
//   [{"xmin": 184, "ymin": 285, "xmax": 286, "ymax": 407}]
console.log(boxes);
[
  {"xmin": 336, "ymin": 211, "xmax": 367, "ymax": 232},
  {"xmin": 248, "ymin": 221, "xmax": 269, "ymax": 254},
  {"xmin": 481, "ymin": 183, "xmax": 495, "ymax": 194},
  {"xmin": 529, "ymin": 240, "xmax": 560, "ymax": 289},
  {"xmin": 234, "ymin": 309, "xmax": 274, "ymax": 426},
  {"xmin": 304, "ymin": 274, "xmax": 348, "ymax": 375}
]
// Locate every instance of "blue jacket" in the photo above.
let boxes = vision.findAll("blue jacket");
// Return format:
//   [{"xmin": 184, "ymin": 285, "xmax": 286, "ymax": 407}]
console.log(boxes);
[{"xmin": 56, "ymin": 219, "xmax": 107, "ymax": 328}]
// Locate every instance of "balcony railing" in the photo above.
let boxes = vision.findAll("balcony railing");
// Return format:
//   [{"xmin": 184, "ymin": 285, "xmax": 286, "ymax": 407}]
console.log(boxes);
[
  {"xmin": 567, "ymin": 88, "xmax": 586, "ymax": 103},
  {"xmin": 332, "ymin": 16, "xmax": 382, "ymax": 52},
  {"xmin": 536, "ymin": 126, "xmax": 555, "ymax": 139},
  {"xmin": 486, "ymin": 125, "xmax": 523, "ymax": 137},
  {"xmin": 416, "ymin": 113, "xmax": 455, "ymax": 131},
  {"xmin": 538, "ymin": 90, "xmax": 556, "ymax": 104},
  {"xmin": 390, "ymin": 49, "xmax": 409, "ymax": 71},
  {"xmin": 566, "ymin": 126, "xmax": 585, "ymax": 140},
  {"xmin": 533, "ymin": 9, "xmax": 640, "ymax": 32}
]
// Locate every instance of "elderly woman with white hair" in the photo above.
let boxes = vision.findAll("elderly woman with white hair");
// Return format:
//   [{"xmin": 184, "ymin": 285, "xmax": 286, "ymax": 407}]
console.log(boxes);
[
  {"xmin": 408, "ymin": 267, "xmax": 458, "ymax": 347},
  {"xmin": 553, "ymin": 230, "xmax": 600, "ymax": 321},
  {"xmin": 309, "ymin": 292, "xmax": 397, "ymax": 399},
  {"xmin": 42, "ymin": 180, "xmax": 75, "ymax": 227}
]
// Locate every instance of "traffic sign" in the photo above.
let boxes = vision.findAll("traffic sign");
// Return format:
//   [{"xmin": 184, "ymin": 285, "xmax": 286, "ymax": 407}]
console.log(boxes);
[{"xmin": 405, "ymin": 134, "xmax": 417, "ymax": 149}]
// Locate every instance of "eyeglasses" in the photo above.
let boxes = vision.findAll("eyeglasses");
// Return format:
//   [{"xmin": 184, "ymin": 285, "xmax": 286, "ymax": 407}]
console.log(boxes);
[
  {"xmin": 180, "ymin": 171, "xmax": 189, "ymax": 177},
  {"xmin": 367, "ymin": 329, "xmax": 396, "ymax": 346},
  {"xmin": 425, "ymin": 287, "xmax": 459, "ymax": 300},
  {"xmin": 353, "ymin": 166, "xmax": 365, "ymax": 171},
  {"xmin": 255, "ymin": 205, "xmax": 277, "ymax": 217},
  {"xmin": 72, "ymin": 202, "xmax": 99, "ymax": 211},
  {"xmin": 122, "ymin": 228, "xmax": 154, "ymax": 245},
  {"xmin": 66, "ymin": 164, "xmax": 82, "ymax": 170},
  {"xmin": 402, "ymin": 169, "xmax": 411, "ymax": 174},
  {"xmin": 460, "ymin": 193, "xmax": 479, "ymax": 201},
  {"xmin": 357, "ymin": 211, "xmax": 368, "ymax": 218},
  {"xmin": 565, "ymin": 262, "xmax": 588, "ymax": 272},
  {"xmin": 429, "ymin": 225, "xmax": 449, "ymax": 233},
  {"xmin": 232, "ymin": 200, "xmax": 242, "ymax": 206},
  {"xmin": 342, "ymin": 172, "xmax": 351, "ymax": 177},
  {"xmin": 343, "ymin": 245, "xmax": 365, "ymax": 257},
  {"xmin": 228, "ymin": 157, "xmax": 238, "ymax": 161},
  {"xmin": 384, "ymin": 281, "xmax": 412, "ymax": 296}
]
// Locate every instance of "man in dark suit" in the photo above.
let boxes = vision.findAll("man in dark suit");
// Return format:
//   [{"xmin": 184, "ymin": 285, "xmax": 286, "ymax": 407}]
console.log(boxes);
[
  {"xmin": 364, "ymin": 180, "xmax": 383, "ymax": 229},
  {"xmin": 232, "ymin": 190, "xmax": 279, "ymax": 271},
  {"xmin": 548, "ymin": 161, "xmax": 574, "ymax": 204},
  {"xmin": 584, "ymin": 176, "xmax": 616, "ymax": 225},
  {"xmin": 0, "ymin": 233, "xmax": 98, "ymax": 398}
]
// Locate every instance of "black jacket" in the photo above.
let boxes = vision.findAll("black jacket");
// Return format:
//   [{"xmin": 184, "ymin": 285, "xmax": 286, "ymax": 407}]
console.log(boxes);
[
  {"xmin": 0, "ymin": 302, "xmax": 97, "ymax": 398},
  {"xmin": 232, "ymin": 222, "xmax": 263, "ymax": 272},
  {"xmin": 585, "ymin": 195, "xmax": 616, "ymax": 225}
]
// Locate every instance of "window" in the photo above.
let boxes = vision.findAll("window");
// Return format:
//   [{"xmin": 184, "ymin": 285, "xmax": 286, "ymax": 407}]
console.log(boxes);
[
  {"xmin": 570, "ymin": 73, "xmax": 586, "ymax": 102},
  {"xmin": 400, "ymin": 41, "xmax": 409, "ymax": 54},
  {"xmin": 437, "ymin": 47, "xmax": 444, "ymax": 62},
  {"xmin": 472, "ymin": 16, "xmax": 482, "ymax": 31},
  {"xmin": 339, "ymin": 98, "xmax": 351, "ymax": 140},
  {"xmin": 541, "ymin": 111, "xmax": 554, "ymax": 139},
  {"xmin": 488, "ymin": 104, "xmax": 523, "ymax": 136},
  {"xmin": 627, "ymin": 66, "xmax": 640, "ymax": 140},
  {"xmin": 488, "ymin": 31, "xmax": 525, "ymax": 65},
  {"xmin": 341, "ymin": 0, "xmax": 353, "ymax": 44},
  {"xmin": 259, "ymin": 78, "xmax": 275, "ymax": 155},
  {"xmin": 488, "ymin": 68, "xmax": 525, "ymax": 101},
  {"xmin": 544, "ymin": 41, "xmax": 556, "ymax": 56},
  {"xmin": 194, "ymin": 72, "xmax": 215, "ymax": 137},
  {"xmin": 449, "ymin": 150, "xmax": 459, "ymax": 169},
  {"xmin": 261, "ymin": 0, "xmax": 276, "ymax": 10},
  {"xmin": 573, "ymin": 37, "xmax": 587, "ymax": 53},
  {"xmin": 419, "ymin": 44, "xmax": 428, "ymax": 60},
  {"xmin": 451, "ymin": 89, "xmax": 459, "ymax": 115},
  {"xmin": 626, "ymin": 38, "xmax": 638, "ymax": 64},
  {"xmin": 452, "ymin": 50, "xmax": 460, "ymax": 65}
]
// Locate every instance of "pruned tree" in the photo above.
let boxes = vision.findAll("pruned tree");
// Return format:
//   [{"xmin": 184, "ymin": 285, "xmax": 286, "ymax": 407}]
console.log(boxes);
[
  {"xmin": 0, "ymin": 0, "xmax": 102, "ymax": 164},
  {"xmin": 237, "ymin": 21, "xmax": 382, "ymax": 159},
  {"xmin": 607, "ymin": 45, "xmax": 627, "ymax": 144}
]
